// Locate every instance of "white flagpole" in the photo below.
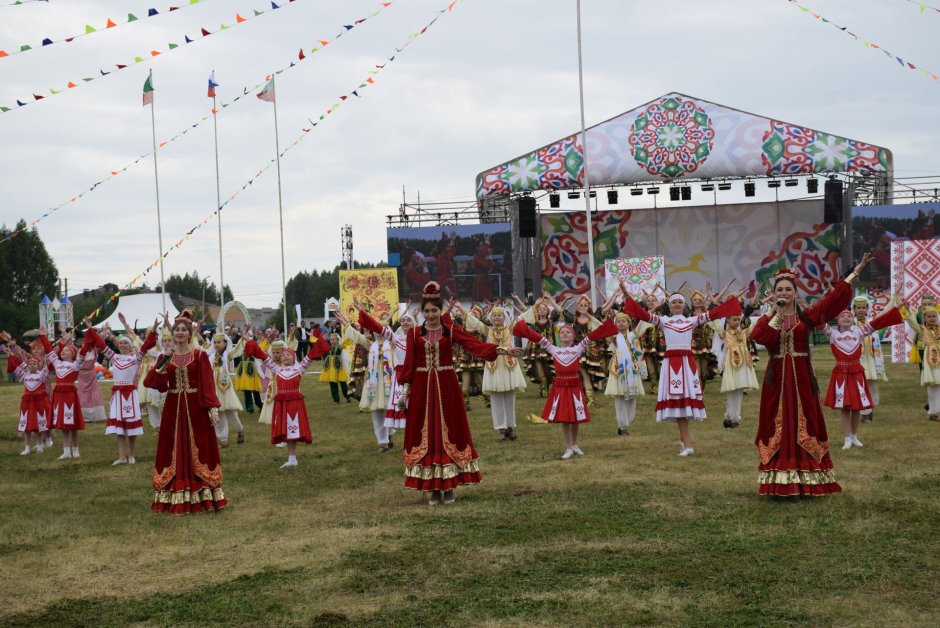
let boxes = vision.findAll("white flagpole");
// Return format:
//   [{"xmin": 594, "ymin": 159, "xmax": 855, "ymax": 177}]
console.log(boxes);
[
  {"xmin": 211, "ymin": 81, "xmax": 225, "ymax": 310},
  {"xmin": 576, "ymin": 0, "xmax": 596, "ymax": 308},
  {"xmin": 148, "ymin": 68, "xmax": 167, "ymax": 314},
  {"xmin": 271, "ymin": 75, "xmax": 289, "ymax": 335}
]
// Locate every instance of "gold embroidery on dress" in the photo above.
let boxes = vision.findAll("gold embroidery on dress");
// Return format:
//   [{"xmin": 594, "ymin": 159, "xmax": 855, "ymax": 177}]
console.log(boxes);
[{"xmin": 485, "ymin": 326, "xmax": 516, "ymax": 371}]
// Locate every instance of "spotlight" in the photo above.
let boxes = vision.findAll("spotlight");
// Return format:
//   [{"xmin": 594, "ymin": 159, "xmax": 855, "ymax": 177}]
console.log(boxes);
[
  {"xmin": 669, "ymin": 187, "xmax": 680, "ymax": 201},
  {"xmin": 718, "ymin": 182, "xmax": 732, "ymax": 191},
  {"xmin": 567, "ymin": 191, "xmax": 580, "ymax": 200},
  {"xmin": 681, "ymin": 186, "xmax": 692, "ymax": 201},
  {"xmin": 630, "ymin": 188, "xmax": 643, "ymax": 196},
  {"xmin": 807, "ymin": 178, "xmax": 819, "ymax": 193},
  {"xmin": 607, "ymin": 190, "xmax": 618, "ymax": 204},
  {"xmin": 785, "ymin": 178, "xmax": 798, "ymax": 187},
  {"xmin": 767, "ymin": 179, "xmax": 782, "ymax": 189},
  {"xmin": 647, "ymin": 187, "xmax": 660, "ymax": 195},
  {"xmin": 701, "ymin": 183, "xmax": 715, "ymax": 192},
  {"xmin": 549, "ymin": 193, "xmax": 560, "ymax": 208},
  {"xmin": 744, "ymin": 182, "xmax": 756, "ymax": 197}
]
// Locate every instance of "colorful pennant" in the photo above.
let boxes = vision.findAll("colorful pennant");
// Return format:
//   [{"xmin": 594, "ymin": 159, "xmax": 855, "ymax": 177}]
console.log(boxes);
[
  {"xmin": 904, "ymin": 0, "xmax": 940, "ymax": 14},
  {"xmin": 0, "ymin": 0, "xmax": 303, "ymax": 114},
  {"xmin": 80, "ymin": 0, "xmax": 463, "ymax": 323},
  {"xmin": 0, "ymin": 0, "xmax": 209, "ymax": 61},
  {"xmin": 0, "ymin": 0, "xmax": 50, "ymax": 7},
  {"xmin": 0, "ymin": 1, "xmax": 397, "ymax": 244},
  {"xmin": 786, "ymin": 0, "xmax": 939, "ymax": 82}
]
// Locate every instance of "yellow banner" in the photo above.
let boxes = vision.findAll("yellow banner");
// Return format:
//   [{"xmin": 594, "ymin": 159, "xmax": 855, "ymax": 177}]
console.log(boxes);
[{"xmin": 339, "ymin": 268, "xmax": 399, "ymax": 323}]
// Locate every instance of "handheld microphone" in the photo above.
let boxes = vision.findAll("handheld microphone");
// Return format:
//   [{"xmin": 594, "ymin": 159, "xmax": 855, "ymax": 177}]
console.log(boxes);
[
  {"xmin": 775, "ymin": 299, "xmax": 787, "ymax": 308},
  {"xmin": 154, "ymin": 352, "xmax": 172, "ymax": 371}
]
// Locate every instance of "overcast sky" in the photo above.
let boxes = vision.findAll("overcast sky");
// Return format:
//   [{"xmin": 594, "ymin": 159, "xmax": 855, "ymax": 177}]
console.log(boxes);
[{"xmin": 1, "ymin": 0, "xmax": 937, "ymax": 307}]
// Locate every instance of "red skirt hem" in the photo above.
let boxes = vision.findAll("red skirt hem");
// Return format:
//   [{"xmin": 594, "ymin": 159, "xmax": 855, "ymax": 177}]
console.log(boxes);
[
  {"xmin": 758, "ymin": 482, "xmax": 842, "ymax": 496},
  {"xmin": 151, "ymin": 498, "xmax": 228, "ymax": 515},
  {"xmin": 405, "ymin": 472, "xmax": 481, "ymax": 492}
]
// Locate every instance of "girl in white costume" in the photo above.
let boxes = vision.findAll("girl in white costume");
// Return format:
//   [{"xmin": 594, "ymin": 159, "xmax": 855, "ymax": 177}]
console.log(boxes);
[
  {"xmin": 620, "ymin": 281, "xmax": 742, "ymax": 457},
  {"xmin": 258, "ymin": 340, "xmax": 286, "ymax": 427},
  {"xmin": 603, "ymin": 312, "xmax": 648, "ymax": 436},
  {"xmin": 338, "ymin": 308, "xmax": 395, "ymax": 452},
  {"xmin": 461, "ymin": 304, "xmax": 527, "ymax": 441},
  {"xmin": 903, "ymin": 306, "xmax": 940, "ymax": 421},
  {"xmin": 709, "ymin": 314, "xmax": 759, "ymax": 429},
  {"xmin": 87, "ymin": 316, "xmax": 157, "ymax": 465},
  {"xmin": 139, "ymin": 326, "xmax": 171, "ymax": 431},
  {"xmin": 206, "ymin": 332, "xmax": 246, "ymax": 447},
  {"xmin": 852, "ymin": 295, "xmax": 888, "ymax": 422}
]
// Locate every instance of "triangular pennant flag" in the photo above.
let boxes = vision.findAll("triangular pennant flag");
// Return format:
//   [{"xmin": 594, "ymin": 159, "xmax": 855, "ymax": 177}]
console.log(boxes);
[
  {"xmin": 0, "ymin": 51, "xmax": 7, "ymax": 57},
  {"xmin": 20, "ymin": 44, "xmax": 32, "ymax": 51},
  {"xmin": 254, "ymin": 9, "xmax": 263, "ymax": 16},
  {"xmin": 148, "ymin": 8, "xmax": 159, "ymax": 16},
  {"xmin": 127, "ymin": 13, "xmax": 138, "ymax": 22},
  {"xmin": 42, "ymin": 38, "xmax": 53, "ymax": 46},
  {"xmin": 67, "ymin": 81, "xmax": 77, "ymax": 88},
  {"xmin": 236, "ymin": 13, "xmax": 246, "ymax": 23},
  {"xmin": 150, "ymin": 50, "xmax": 161, "ymax": 56},
  {"xmin": 271, "ymin": 2, "xmax": 280, "ymax": 8},
  {"xmin": 116, "ymin": 64, "xmax": 127, "ymax": 69},
  {"xmin": 201, "ymin": 28, "xmax": 211, "ymax": 36},
  {"xmin": 185, "ymin": 35, "xmax": 194, "ymax": 43},
  {"xmin": 298, "ymin": 49, "xmax": 305, "ymax": 60},
  {"xmin": 85, "ymin": 25, "xmax": 97, "ymax": 34},
  {"xmin": 106, "ymin": 19, "xmax": 117, "ymax": 28},
  {"xmin": 169, "ymin": 43, "xmax": 178, "ymax": 49},
  {"xmin": 33, "ymin": 94, "xmax": 44, "ymax": 100}
]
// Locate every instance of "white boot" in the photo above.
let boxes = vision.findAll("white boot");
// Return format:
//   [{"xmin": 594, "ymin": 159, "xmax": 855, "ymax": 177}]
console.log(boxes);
[
  {"xmin": 20, "ymin": 446, "xmax": 29, "ymax": 456},
  {"xmin": 57, "ymin": 449, "xmax": 72, "ymax": 460},
  {"xmin": 71, "ymin": 447, "xmax": 80, "ymax": 459},
  {"xmin": 561, "ymin": 449, "xmax": 574, "ymax": 460},
  {"xmin": 842, "ymin": 437, "xmax": 853, "ymax": 450},
  {"xmin": 280, "ymin": 455, "xmax": 298, "ymax": 468},
  {"xmin": 851, "ymin": 434, "xmax": 864, "ymax": 448}
]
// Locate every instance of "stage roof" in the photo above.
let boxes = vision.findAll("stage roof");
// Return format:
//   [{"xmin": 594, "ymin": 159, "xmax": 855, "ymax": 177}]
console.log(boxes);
[
  {"xmin": 98, "ymin": 293, "xmax": 180, "ymax": 332},
  {"xmin": 475, "ymin": 92, "xmax": 892, "ymax": 199}
]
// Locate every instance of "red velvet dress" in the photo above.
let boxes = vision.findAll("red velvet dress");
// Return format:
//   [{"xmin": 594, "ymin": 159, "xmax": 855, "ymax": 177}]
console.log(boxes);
[
  {"xmin": 514, "ymin": 318, "xmax": 617, "ymax": 423},
  {"xmin": 144, "ymin": 347, "xmax": 225, "ymax": 514},
  {"xmin": 8, "ymin": 354, "xmax": 52, "ymax": 433},
  {"xmin": 245, "ymin": 336, "xmax": 330, "ymax": 444},
  {"xmin": 751, "ymin": 280, "xmax": 853, "ymax": 496},
  {"xmin": 398, "ymin": 322, "xmax": 500, "ymax": 491},
  {"xmin": 822, "ymin": 308, "xmax": 902, "ymax": 411}
]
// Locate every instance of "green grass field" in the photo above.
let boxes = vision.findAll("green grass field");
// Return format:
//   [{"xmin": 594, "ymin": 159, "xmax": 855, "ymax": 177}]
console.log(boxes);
[{"xmin": 0, "ymin": 352, "xmax": 937, "ymax": 627}]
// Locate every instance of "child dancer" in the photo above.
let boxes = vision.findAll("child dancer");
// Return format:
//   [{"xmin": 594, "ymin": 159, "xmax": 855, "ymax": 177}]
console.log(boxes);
[
  {"xmin": 619, "ymin": 280, "xmax": 742, "ymax": 456},
  {"xmin": 822, "ymin": 303, "xmax": 903, "ymax": 448},
  {"xmin": 44, "ymin": 330, "xmax": 95, "ymax": 459},
  {"xmin": 517, "ymin": 293, "xmax": 558, "ymax": 397},
  {"xmin": 141, "ymin": 328, "xmax": 171, "ymax": 432},
  {"xmin": 337, "ymin": 309, "xmax": 395, "ymax": 451},
  {"xmin": 258, "ymin": 334, "xmax": 289, "ymax": 430},
  {"xmin": 206, "ymin": 332, "xmax": 245, "ymax": 448},
  {"xmin": 2, "ymin": 333, "xmax": 52, "ymax": 455},
  {"xmin": 234, "ymin": 332, "xmax": 263, "ymax": 413},
  {"xmin": 710, "ymin": 313, "xmax": 759, "ymax": 428},
  {"xmin": 88, "ymin": 319, "xmax": 156, "ymax": 465},
  {"xmin": 461, "ymin": 303, "xmax": 527, "ymax": 441},
  {"xmin": 852, "ymin": 296, "xmax": 888, "ymax": 422},
  {"xmin": 906, "ymin": 305, "xmax": 940, "ymax": 421},
  {"xmin": 319, "ymin": 334, "xmax": 351, "ymax": 404},
  {"xmin": 603, "ymin": 312, "xmax": 648, "ymax": 436},
  {"xmin": 513, "ymin": 315, "xmax": 617, "ymax": 459},
  {"xmin": 243, "ymin": 327, "xmax": 330, "ymax": 467}
]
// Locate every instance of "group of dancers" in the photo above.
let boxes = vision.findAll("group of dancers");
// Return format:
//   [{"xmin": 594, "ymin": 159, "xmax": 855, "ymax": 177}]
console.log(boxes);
[{"xmin": 3, "ymin": 250, "xmax": 939, "ymax": 512}]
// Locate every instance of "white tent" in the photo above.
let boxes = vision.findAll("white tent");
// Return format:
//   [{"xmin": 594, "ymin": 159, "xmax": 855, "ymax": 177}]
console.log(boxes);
[{"xmin": 98, "ymin": 293, "xmax": 180, "ymax": 332}]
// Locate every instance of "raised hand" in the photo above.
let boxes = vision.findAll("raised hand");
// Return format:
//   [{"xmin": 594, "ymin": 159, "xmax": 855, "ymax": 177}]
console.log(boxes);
[{"xmin": 853, "ymin": 252, "xmax": 874, "ymax": 276}]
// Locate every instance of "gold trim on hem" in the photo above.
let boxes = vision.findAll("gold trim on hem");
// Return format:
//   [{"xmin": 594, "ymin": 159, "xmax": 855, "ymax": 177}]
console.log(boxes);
[
  {"xmin": 758, "ymin": 469, "xmax": 837, "ymax": 486},
  {"xmin": 153, "ymin": 487, "xmax": 225, "ymax": 505},
  {"xmin": 404, "ymin": 459, "xmax": 480, "ymax": 481}
]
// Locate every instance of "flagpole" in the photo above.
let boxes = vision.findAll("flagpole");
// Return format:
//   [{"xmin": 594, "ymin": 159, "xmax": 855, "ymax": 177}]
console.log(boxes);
[
  {"xmin": 271, "ymin": 75, "xmax": 289, "ymax": 335},
  {"xmin": 576, "ymin": 0, "xmax": 597, "ymax": 308},
  {"xmin": 211, "ymin": 85, "xmax": 225, "ymax": 310},
  {"xmin": 148, "ymin": 68, "xmax": 167, "ymax": 314}
]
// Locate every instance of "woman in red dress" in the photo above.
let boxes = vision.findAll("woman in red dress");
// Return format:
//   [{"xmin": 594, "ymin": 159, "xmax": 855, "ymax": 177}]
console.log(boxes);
[
  {"xmin": 143, "ymin": 311, "xmax": 226, "ymax": 514},
  {"xmin": 750, "ymin": 254, "xmax": 871, "ymax": 496},
  {"xmin": 395, "ymin": 281, "xmax": 520, "ymax": 506}
]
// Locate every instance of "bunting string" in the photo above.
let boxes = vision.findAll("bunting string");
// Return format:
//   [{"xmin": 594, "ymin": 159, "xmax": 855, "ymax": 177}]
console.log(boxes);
[
  {"xmin": 786, "ymin": 0, "xmax": 939, "ymax": 82},
  {"xmin": 903, "ymin": 0, "xmax": 940, "ymax": 14},
  {"xmin": 0, "ymin": 0, "xmax": 303, "ymax": 114},
  {"xmin": 0, "ymin": 1, "xmax": 396, "ymax": 244},
  {"xmin": 0, "ymin": 0, "xmax": 212, "ymax": 61},
  {"xmin": 82, "ymin": 0, "xmax": 462, "ymax": 323},
  {"xmin": 1, "ymin": 0, "xmax": 49, "ymax": 8}
]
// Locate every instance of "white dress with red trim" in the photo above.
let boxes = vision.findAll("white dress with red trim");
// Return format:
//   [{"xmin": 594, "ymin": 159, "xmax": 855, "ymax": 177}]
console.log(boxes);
[
  {"xmin": 356, "ymin": 311, "xmax": 409, "ymax": 428},
  {"xmin": 103, "ymin": 348, "xmax": 144, "ymax": 436},
  {"xmin": 621, "ymin": 297, "xmax": 743, "ymax": 422},
  {"xmin": 48, "ymin": 350, "xmax": 86, "ymax": 431},
  {"xmin": 9, "ymin": 356, "xmax": 52, "ymax": 433}
]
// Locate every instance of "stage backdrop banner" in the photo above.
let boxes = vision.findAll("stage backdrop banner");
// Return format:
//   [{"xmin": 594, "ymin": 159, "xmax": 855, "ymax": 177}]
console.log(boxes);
[
  {"xmin": 386, "ymin": 223, "xmax": 512, "ymax": 302},
  {"xmin": 604, "ymin": 256, "xmax": 665, "ymax": 298},
  {"xmin": 852, "ymin": 203, "xmax": 940, "ymax": 290},
  {"xmin": 541, "ymin": 199, "xmax": 839, "ymax": 304},
  {"xmin": 890, "ymin": 239, "xmax": 940, "ymax": 363},
  {"xmin": 338, "ymin": 269, "xmax": 399, "ymax": 324}
]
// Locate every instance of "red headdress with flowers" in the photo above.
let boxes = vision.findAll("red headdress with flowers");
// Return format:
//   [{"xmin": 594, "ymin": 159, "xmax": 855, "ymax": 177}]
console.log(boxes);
[{"xmin": 421, "ymin": 281, "xmax": 443, "ymax": 307}]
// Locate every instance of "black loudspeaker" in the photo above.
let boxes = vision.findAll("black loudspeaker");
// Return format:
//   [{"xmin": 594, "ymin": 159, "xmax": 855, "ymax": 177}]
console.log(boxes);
[
  {"xmin": 824, "ymin": 179, "xmax": 843, "ymax": 223},
  {"xmin": 518, "ymin": 196, "xmax": 537, "ymax": 237}
]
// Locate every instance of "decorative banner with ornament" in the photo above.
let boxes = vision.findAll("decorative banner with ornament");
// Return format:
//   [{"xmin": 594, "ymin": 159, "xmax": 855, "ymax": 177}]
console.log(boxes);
[
  {"xmin": 339, "ymin": 269, "xmax": 399, "ymax": 324},
  {"xmin": 604, "ymin": 256, "xmax": 665, "ymax": 299}
]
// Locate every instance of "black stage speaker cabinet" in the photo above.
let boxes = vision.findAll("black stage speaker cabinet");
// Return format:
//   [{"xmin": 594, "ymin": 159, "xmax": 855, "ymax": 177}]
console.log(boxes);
[
  {"xmin": 518, "ymin": 196, "xmax": 537, "ymax": 237},
  {"xmin": 824, "ymin": 179, "xmax": 844, "ymax": 223}
]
